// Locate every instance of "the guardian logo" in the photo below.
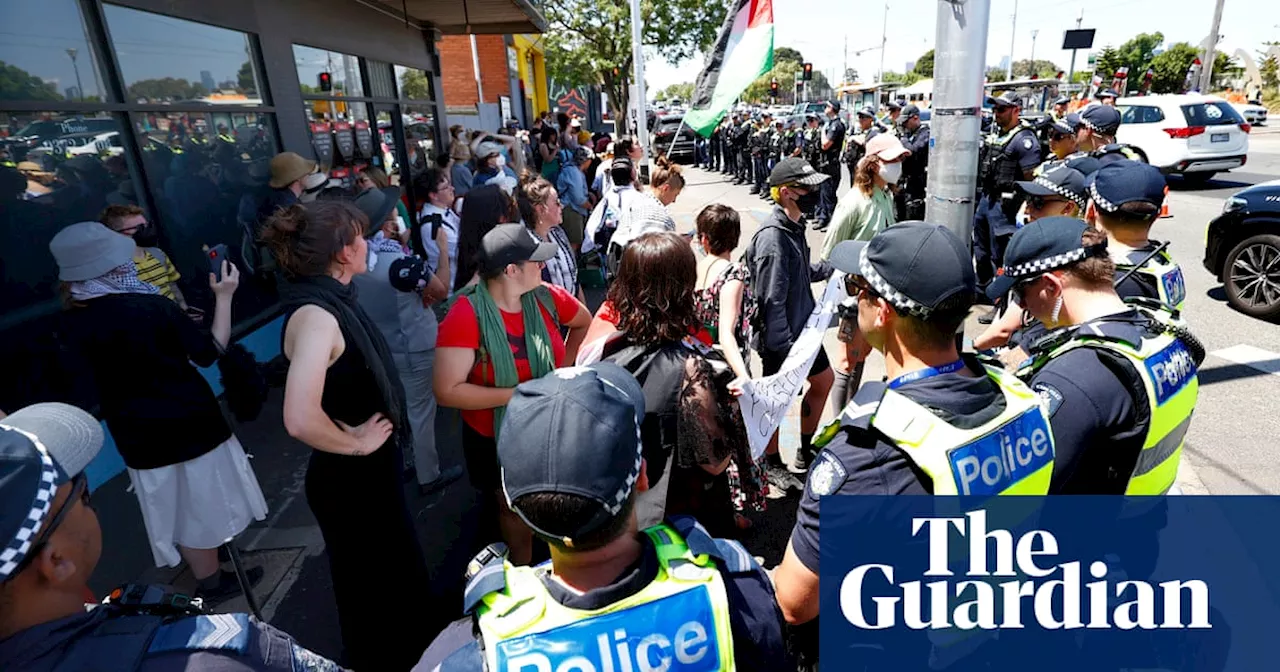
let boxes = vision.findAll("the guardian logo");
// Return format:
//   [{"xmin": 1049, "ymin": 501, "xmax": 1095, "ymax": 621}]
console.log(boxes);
[
  {"xmin": 495, "ymin": 586, "xmax": 721, "ymax": 672},
  {"xmin": 840, "ymin": 510, "xmax": 1211, "ymax": 631},
  {"xmin": 948, "ymin": 409, "xmax": 1052, "ymax": 496}
]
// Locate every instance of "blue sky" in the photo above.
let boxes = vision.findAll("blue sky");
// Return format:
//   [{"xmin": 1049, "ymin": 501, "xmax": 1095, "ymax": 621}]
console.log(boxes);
[{"xmin": 647, "ymin": 0, "xmax": 1279, "ymax": 92}]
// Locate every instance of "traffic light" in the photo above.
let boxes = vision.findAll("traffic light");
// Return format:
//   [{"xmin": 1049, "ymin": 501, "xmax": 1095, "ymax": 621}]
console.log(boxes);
[
  {"xmin": 802, "ymin": 63, "xmax": 813, "ymax": 81},
  {"xmin": 318, "ymin": 72, "xmax": 333, "ymax": 92},
  {"xmin": 770, "ymin": 79, "xmax": 779, "ymax": 98}
]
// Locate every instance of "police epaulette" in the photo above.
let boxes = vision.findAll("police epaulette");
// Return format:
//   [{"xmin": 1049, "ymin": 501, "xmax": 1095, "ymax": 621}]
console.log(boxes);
[
  {"xmin": 463, "ymin": 543, "xmax": 508, "ymax": 615},
  {"xmin": 670, "ymin": 516, "xmax": 756, "ymax": 574}
]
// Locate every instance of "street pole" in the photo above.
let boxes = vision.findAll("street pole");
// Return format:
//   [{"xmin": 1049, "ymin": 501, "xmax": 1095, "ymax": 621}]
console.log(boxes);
[
  {"xmin": 928, "ymin": 0, "xmax": 992, "ymax": 245},
  {"xmin": 1029, "ymin": 30, "xmax": 1038, "ymax": 77},
  {"xmin": 877, "ymin": 3, "xmax": 888, "ymax": 84},
  {"xmin": 66, "ymin": 48, "xmax": 83, "ymax": 101},
  {"xmin": 1066, "ymin": 11, "xmax": 1083, "ymax": 90},
  {"xmin": 469, "ymin": 34, "xmax": 485, "ymax": 104},
  {"xmin": 1007, "ymin": 0, "xmax": 1018, "ymax": 81},
  {"xmin": 1199, "ymin": 0, "xmax": 1226, "ymax": 92},
  {"xmin": 629, "ymin": 0, "xmax": 651, "ymax": 180}
]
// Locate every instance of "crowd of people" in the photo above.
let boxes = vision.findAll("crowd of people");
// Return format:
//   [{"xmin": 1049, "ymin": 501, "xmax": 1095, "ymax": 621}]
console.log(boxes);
[{"xmin": 0, "ymin": 89, "xmax": 1211, "ymax": 671}]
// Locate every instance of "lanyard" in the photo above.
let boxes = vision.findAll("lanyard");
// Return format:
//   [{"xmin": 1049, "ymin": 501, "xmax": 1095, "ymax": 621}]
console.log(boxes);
[{"xmin": 888, "ymin": 360, "xmax": 965, "ymax": 390}]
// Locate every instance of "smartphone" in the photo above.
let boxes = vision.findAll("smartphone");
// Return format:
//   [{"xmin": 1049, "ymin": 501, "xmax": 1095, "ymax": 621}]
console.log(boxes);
[{"xmin": 207, "ymin": 244, "xmax": 229, "ymax": 281}]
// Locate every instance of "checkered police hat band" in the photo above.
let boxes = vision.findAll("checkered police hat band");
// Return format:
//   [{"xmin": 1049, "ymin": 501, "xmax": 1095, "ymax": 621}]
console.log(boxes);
[
  {"xmin": 0, "ymin": 427, "xmax": 59, "ymax": 581},
  {"xmin": 1034, "ymin": 176, "xmax": 1086, "ymax": 210},
  {"xmin": 1003, "ymin": 246, "xmax": 1097, "ymax": 278},
  {"xmin": 859, "ymin": 247, "xmax": 932, "ymax": 318},
  {"xmin": 1088, "ymin": 182, "xmax": 1118, "ymax": 212}
]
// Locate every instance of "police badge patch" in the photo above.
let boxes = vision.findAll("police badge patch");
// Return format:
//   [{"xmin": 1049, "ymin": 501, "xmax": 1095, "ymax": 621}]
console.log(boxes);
[
  {"xmin": 1023, "ymin": 138, "xmax": 1036, "ymax": 150},
  {"xmin": 808, "ymin": 454, "xmax": 848, "ymax": 496},
  {"xmin": 1033, "ymin": 383, "xmax": 1064, "ymax": 417}
]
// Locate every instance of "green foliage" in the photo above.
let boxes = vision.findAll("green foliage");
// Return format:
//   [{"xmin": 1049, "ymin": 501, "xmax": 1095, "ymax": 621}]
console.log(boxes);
[
  {"xmin": 543, "ymin": 0, "xmax": 725, "ymax": 132},
  {"xmin": 1258, "ymin": 52, "xmax": 1278, "ymax": 91},
  {"xmin": 880, "ymin": 71, "xmax": 921, "ymax": 86},
  {"xmin": 127, "ymin": 77, "xmax": 208, "ymax": 102},
  {"xmin": 742, "ymin": 48, "xmax": 833, "ymax": 103},
  {"xmin": 656, "ymin": 82, "xmax": 694, "ymax": 102},
  {"xmin": 773, "ymin": 47, "xmax": 804, "ymax": 65},
  {"xmin": 1010, "ymin": 59, "xmax": 1061, "ymax": 79},
  {"xmin": 236, "ymin": 61, "xmax": 256, "ymax": 94},
  {"xmin": 399, "ymin": 68, "xmax": 432, "ymax": 100},
  {"xmin": 913, "ymin": 50, "xmax": 934, "ymax": 78},
  {"xmin": 1148, "ymin": 42, "xmax": 1199, "ymax": 93},
  {"xmin": 985, "ymin": 67, "xmax": 1007, "ymax": 83},
  {"xmin": 1095, "ymin": 33, "xmax": 1164, "ymax": 80},
  {"xmin": 0, "ymin": 60, "xmax": 61, "ymax": 101}
]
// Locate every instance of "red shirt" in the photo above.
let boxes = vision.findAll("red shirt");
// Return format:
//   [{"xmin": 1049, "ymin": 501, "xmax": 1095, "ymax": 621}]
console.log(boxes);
[
  {"xmin": 437, "ymin": 282, "xmax": 580, "ymax": 436},
  {"xmin": 596, "ymin": 300, "xmax": 715, "ymax": 345}
]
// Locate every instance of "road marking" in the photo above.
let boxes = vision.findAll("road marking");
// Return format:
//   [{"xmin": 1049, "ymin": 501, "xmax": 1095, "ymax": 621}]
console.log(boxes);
[{"xmin": 1210, "ymin": 344, "xmax": 1280, "ymax": 378}]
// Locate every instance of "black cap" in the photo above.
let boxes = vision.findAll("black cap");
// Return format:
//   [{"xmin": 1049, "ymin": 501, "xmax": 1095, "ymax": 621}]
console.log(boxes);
[
  {"xmin": 768, "ymin": 157, "xmax": 830, "ymax": 187},
  {"xmin": 985, "ymin": 217, "xmax": 1107, "ymax": 300},
  {"xmin": 499, "ymin": 363, "xmax": 645, "ymax": 547},
  {"xmin": 1015, "ymin": 164, "xmax": 1088, "ymax": 210},
  {"xmin": 1085, "ymin": 159, "xmax": 1167, "ymax": 213},
  {"xmin": 353, "ymin": 186, "xmax": 401, "ymax": 236},
  {"xmin": 1063, "ymin": 153, "xmax": 1102, "ymax": 177},
  {"xmin": 987, "ymin": 92, "xmax": 1021, "ymax": 108},
  {"xmin": 886, "ymin": 100, "xmax": 902, "ymax": 111},
  {"xmin": 901, "ymin": 104, "xmax": 921, "ymax": 118},
  {"xmin": 1079, "ymin": 104, "xmax": 1122, "ymax": 135},
  {"xmin": 387, "ymin": 255, "xmax": 431, "ymax": 293},
  {"xmin": 826, "ymin": 100, "xmax": 841, "ymax": 112},
  {"xmin": 1095, "ymin": 88, "xmax": 1119, "ymax": 99},
  {"xmin": 829, "ymin": 222, "xmax": 976, "ymax": 319},
  {"xmin": 1053, "ymin": 96, "xmax": 1071, "ymax": 106},
  {"xmin": 856, "ymin": 105, "xmax": 876, "ymax": 118},
  {"xmin": 478, "ymin": 223, "xmax": 559, "ymax": 274}
]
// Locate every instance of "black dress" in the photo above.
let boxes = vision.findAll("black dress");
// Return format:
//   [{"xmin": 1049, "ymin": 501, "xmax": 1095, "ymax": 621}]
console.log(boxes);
[{"xmin": 286, "ymin": 309, "xmax": 432, "ymax": 671}]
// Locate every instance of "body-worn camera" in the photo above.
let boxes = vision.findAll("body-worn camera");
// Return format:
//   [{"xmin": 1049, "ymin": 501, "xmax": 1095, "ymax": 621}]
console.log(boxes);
[{"xmin": 836, "ymin": 298, "xmax": 859, "ymax": 343}]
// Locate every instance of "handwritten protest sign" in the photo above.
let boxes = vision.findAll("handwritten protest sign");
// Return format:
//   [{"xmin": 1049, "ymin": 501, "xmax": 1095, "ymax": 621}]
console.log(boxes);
[{"xmin": 739, "ymin": 273, "xmax": 847, "ymax": 460}]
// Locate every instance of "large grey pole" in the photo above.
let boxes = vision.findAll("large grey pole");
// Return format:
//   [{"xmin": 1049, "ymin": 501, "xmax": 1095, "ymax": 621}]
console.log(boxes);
[
  {"xmin": 1199, "ymin": 0, "xmax": 1226, "ymax": 92},
  {"xmin": 630, "ymin": 0, "xmax": 651, "ymax": 178},
  {"xmin": 927, "ymin": 0, "xmax": 992, "ymax": 246},
  {"xmin": 1006, "ymin": 0, "xmax": 1017, "ymax": 80}
]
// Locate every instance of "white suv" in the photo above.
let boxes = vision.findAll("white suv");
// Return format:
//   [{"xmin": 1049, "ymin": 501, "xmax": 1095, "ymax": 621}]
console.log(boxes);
[{"xmin": 1114, "ymin": 94, "xmax": 1251, "ymax": 184}]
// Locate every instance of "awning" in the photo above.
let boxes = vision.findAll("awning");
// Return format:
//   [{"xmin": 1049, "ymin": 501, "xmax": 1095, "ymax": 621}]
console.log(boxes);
[{"xmin": 364, "ymin": 0, "xmax": 547, "ymax": 34}]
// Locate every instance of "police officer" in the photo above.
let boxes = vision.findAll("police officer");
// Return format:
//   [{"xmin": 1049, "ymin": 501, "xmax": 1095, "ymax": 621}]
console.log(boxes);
[
  {"xmin": 1095, "ymin": 87, "xmax": 1120, "ymax": 107},
  {"xmin": 773, "ymin": 223, "xmax": 1055, "ymax": 665},
  {"xmin": 749, "ymin": 113, "xmax": 772, "ymax": 195},
  {"xmin": 1044, "ymin": 115, "xmax": 1080, "ymax": 161},
  {"xmin": 842, "ymin": 106, "xmax": 884, "ymax": 188},
  {"xmin": 415, "ymin": 364, "xmax": 790, "ymax": 671},
  {"xmin": 896, "ymin": 104, "xmax": 930, "ymax": 221},
  {"xmin": 882, "ymin": 99, "xmax": 902, "ymax": 136},
  {"xmin": 801, "ymin": 113, "xmax": 822, "ymax": 164},
  {"xmin": 1087, "ymin": 160, "xmax": 1185, "ymax": 311},
  {"xmin": 0, "ymin": 403, "xmax": 344, "ymax": 671},
  {"xmin": 1075, "ymin": 104, "xmax": 1146, "ymax": 164},
  {"xmin": 709, "ymin": 117, "xmax": 723, "ymax": 171},
  {"xmin": 973, "ymin": 91, "xmax": 1043, "ymax": 292},
  {"xmin": 734, "ymin": 115, "xmax": 752, "ymax": 185},
  {"xmin": 1051, "ymin": 95, "xmax": 1070, "ymax": 121},
  {"xmin": 814, "ymin": 101, "xmax": 846, "ymax": 231},
  {"xmin": 722, "ymin": 115, "xmax": 739, "ymax": 176},
  {"xmin": 988, "ymin": 217, "xmax": 1200, "ymax": 494}
]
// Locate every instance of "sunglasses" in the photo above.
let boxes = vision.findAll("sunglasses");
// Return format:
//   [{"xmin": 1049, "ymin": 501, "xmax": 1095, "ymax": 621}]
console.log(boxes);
[
  {"xmin": 1010, "ymin": 275, "xmax": 1047, "ymax": 305},
  {"xmin": 11, "ymin": 473, "xmax": 90, "ymax": 576},
  {"xmin": 1026, "ymin": 195, "xmax": 1070, "ymax": 211},
  {"xmin": 1049, "ymin": 133, "xmax": 1071, "ymax": 142},
  {"xmin": 845, "ymin": 274, "xmax": 878, "ymax": 299}
]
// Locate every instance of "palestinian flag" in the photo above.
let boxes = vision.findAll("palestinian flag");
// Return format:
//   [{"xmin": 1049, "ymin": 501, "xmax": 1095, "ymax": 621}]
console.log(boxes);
[{"xmin": 683, "ymin": 0, "xmax": 774, "ymax": 136}]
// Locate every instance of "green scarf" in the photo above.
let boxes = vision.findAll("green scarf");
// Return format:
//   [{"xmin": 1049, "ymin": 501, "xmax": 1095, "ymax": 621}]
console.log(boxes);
[{"xmin": 454, "ymin": 281, "xmax": 557, "ymax": 437}]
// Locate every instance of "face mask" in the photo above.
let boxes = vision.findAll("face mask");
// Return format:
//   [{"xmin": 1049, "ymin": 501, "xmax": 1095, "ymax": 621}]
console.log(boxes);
[
  {"xmin": 878, "ymin": 161, "xmax": 902, "ymax": 185},
  {"xmin": 395, "ymin": 214, "xmax": 408, "ymax": 235},
  {"xmin": 795, "ymin": 189, "xmax": 820, "ymax": 211},
  {"xmin": 132, "ymin": 224, "xmax": 159, "ymax": 248},
  {"xmin": 495, "ymin": 154, "xmax": 507, "ymax": 169},
  {"xmin": 1015, "ymin": 211, "xmax": 1029, "ymax": 229}
]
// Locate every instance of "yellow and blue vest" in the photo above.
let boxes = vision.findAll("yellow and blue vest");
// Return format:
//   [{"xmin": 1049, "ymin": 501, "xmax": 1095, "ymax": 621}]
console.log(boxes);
[
  {"xmin": 1117, "ymin": 246, "xmax": 1186, "ymax": 312},
  {"xmin": 467, "ymin": 519, "xmax": 742, "ymax": 672}
]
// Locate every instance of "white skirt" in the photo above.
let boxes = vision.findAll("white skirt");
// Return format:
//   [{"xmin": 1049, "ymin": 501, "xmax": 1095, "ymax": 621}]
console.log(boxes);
[{"xmin": 127, "ymin": 435, "xmax": 269, "ymax": 568}]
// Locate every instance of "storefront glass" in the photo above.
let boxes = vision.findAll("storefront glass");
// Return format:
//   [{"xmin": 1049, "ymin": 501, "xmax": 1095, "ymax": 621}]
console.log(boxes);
[
  {"xmin": 0, "ymin": 0, "xmax": 109, "ymax": 102},
  {"xmin": 294, "ymin": 44, "xmax": 366, "ymax": 97}
]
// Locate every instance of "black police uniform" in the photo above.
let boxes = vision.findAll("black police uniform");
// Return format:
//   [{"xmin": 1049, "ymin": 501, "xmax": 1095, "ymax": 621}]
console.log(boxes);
[
  {"xmin": 710, "ymin": 123, "xmax": 722, "ymax": 171},
  {"xmin": 973, "ymin": 121, "xmax": 1042, "ymax": 288},
  {"xmin": 816, "ymin": 115, "xmax": 846, "ymax": 225},
  {"xmin": 751, "ymin": 123, "xmax": 772, "ymax": 194},
  {"xmin": 414, "ymin": 518, "xmax": 791, "ymax": 672},
  {"xmin": 735, "ymin": 121, "xmax": 752, "ymax": 184},
  {"xmin": 0, "ymin": 584, "xmax": 344, "ymax": 671},
  {"xmin": 842, "ymin": 120, "xmax": 885, "ymax": 187},
  {"xmin": 897, "ymin": 122, "xmax": 930, "ymax": 220},
  {"xmin": 722, "ymin": 119, "xmax": 737, "ymax": 175}
]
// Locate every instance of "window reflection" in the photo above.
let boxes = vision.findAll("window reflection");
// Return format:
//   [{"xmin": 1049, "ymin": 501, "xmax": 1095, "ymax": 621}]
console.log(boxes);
[
  {"xmin": 403, "ymin": 105, "xmax": 436, "ymax": 175},
  {"xmin": 103, "ymin": 4, "xmax": 262, "ymax": 105},
  {"xmin": 303, "ymin": 101, "xmax": 385, "ymax": 190},
  {"xmin": 294, "ymin": 44, "xmax": 366, "ymax": 97},
  {"xmin": 394, "ymin": 65, "xmax": 434, "ymax": 101},
  {"xmin": 0, "ymin": 0, "xmax": 107, "ymax": 101}
]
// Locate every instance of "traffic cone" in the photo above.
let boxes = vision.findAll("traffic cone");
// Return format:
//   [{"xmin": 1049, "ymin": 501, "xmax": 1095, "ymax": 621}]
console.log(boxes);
[{"xmin": 1160, "ymin": 185, "xmax": 1171, "ymax": 218}]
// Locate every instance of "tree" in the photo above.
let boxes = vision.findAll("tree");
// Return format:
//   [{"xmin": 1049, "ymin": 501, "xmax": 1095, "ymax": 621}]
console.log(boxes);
[
  {"xmin": 1149, "ymin": 43, "xmax": 1199, "ymax": 93},
  {"xmin": 237, "ymin": 61, "xmax": 257, "ymax": 94},
  {"xmin": 773, "ymin": 47, "xmax": 804, "ymax": 66},
  {"xmin": 1260, "ymin": 51, "xmax": 1279, "ymax": 92},
  {"xmin": 843, "ymin": 67, "xmax": 859, "ymax": 83},
  {"xmin": 880, "ymin": 71, "xmax": 921, "ymax": 86},
  {"xmin": 1095, "ymin": 33, "xmax": 1164, "ymax": 81},
  {"xmin": 985, "ymin": 66, "xmax": 1007, "ymax": 83},
  {"xmin": 656, "ymin": 82, "xmax": 694, "ymax": 102},
  {"xmin": 127, "ymin": 77, "xmax": 206, "ymax": 102},
  {"xmin": 543, "ymin": 0, "xmax": 725, "ymax": 134},
  {"xmin": 399, "ymin": 68, "xmax": 432, "ymax": 100},
  {"xmin": 0, "ymin": 60, "xmax": 61, "ymax": 101},
  {"xmin": 742, "ymin": 48, "xmax": 833, "ymax": 104},
  {"xmin": 1010, "ymin": 59, "xmax": 1061, "ymax": 79},
  {"xmin": 913, "ymin": 49, "xmax": 934, "ymax": 78}
]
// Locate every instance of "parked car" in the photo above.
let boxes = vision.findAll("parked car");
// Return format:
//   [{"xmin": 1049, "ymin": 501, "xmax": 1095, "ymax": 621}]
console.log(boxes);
[
  {"xmin": 1204, "ymin": 179, "xmax": 1280, "ymax": 320},
  {"xmin": 1115, "ymin": 94, "xmax": 1251, "ymax": 184},
  {"xmin": 652, "ymin": 114, "xmax": 697, "ymax": 162},
  {"xmin": 1232, "ymin": 101, "xmax": 1268, "ymax": 126}
]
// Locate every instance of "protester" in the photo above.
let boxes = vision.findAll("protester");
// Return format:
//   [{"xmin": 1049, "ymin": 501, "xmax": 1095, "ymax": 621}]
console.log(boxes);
[
  {"xmin": 264, "ymin": 201, "xmax": 433, "ymax": 670},
  {"xmin": 536, "ymin": 126, "xmax": 560, "ymax": 181},
  {"xmin": 519, "ymin": 175, "xmax": 585, "ymax": 303},
  {"xmin": 435, "ymin": 224, "xmax": 591, "ymax": 564},
  {"xmin": 356, "ymin": 165, "xmax": 411, "ymax": 227},
  {"xmin": 258, "ymin": 151, "xmax": 317, "ymax": 222},
  {"xmin": 555, "ymin": 146, "xmax": 594, "ymax": 249},
  {"xmin": 416, "ymin": 167, "xmax": 460, "ymax": 289},
  {"xmin": 819, "ymin": 133, "xmax": 909, "ymax": 258},
  {"xmin": 49, "ymin": 222, "xmax": 267, "ymax": 602},
  {"xmin": 647, "ymin": 155, "xmax": 686, "ymax": 206},
  {"xmin": 448, "ymin": 140, "xmax": 473, "ymax": 199},
  {"xmin": 99, "ymin": 204, "xmax": 190, "ymax": 310},
  {"xmin": 693, "ymin": 204, "xmax": 754, "ymax": 389},
  {"xmin": 0, "ymin": 402, "xmax": 345, "ymax": 670}
]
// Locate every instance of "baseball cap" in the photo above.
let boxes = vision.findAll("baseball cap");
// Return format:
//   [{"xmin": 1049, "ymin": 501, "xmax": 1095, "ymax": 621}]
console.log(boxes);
[
  {"xmin": 856, "ymin": 106, "xmax": 875, "ymax": 118},
  {"xmin": 353, "ymin": 185, "xmax": 402, "ymax": 233},
  {"xmin": 866, "ymin": 134, "xmax": 911, "ymax": 161},
  {"xmin": 1053, "ymin": 96, "xmax": 1071, "ymax": 106},
  {"xmin": 768, "ymin": 157, "xmax": 831, "ymax": 187},
  {"xmin": 268, "ymin": 151, "xmax": 317, "ymax": 189},
  {"xmin": 987, "ymin": 92, "xmax": 1021, "ymax": 108},
  {"xmin": 1015, "ymin": 164, "xmax": 1088, "ymax": 210},
  {"xmin": 569, "ymin": 118, "xmax": 582, "ymax": 128},
  {"xmin": 1095, "ymin": 88, "xmax": 1120, "ymax": 99},
  {"xmin": 475, "ymin": 142, "xmax": 503, "ymax": 160},
  {"xmin": 901, "ymin": 104, "xmax": 921, "ymax": 118},
  {"xmin": 498, "ymin": 363, "xmax": 646, "ymax": 547},
  {"xmin": 1085, "ymin": 160, "xmax": 1167, "ymax": 213},
  {"xmin": 985, "ymin": 217, "xmax": 1107, "ymax": 300},
  {"xmin": 478, "ymin": 223, "xmax": 558, "ymax": 274},
  {"xmin": 886, "ymin": 100, "xmax": 902, "ymax": 111},
  {"xmin": 49, "ymin": 222, "xmax": 136, "ymax": 282},
  {"xmin": 1079, "ymin": 104, "xmax": 1122, "ymax": 135},
  {"xmin": 826, "ymin": 100, "xmax": 841, "ymax": 112},
  {"xmin": 0, "ymin": 403, "xmax": 103, "ymax": 582},
  {"xmin": 829, "ymin": 222, "xmax": 976, "ymax": 319}
]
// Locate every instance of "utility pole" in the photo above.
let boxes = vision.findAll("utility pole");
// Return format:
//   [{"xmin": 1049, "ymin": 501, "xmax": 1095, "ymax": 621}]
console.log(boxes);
[
  {"xmin": 629, "ymin": 0, "xmax": 650, "ymax": 179},
  {"xmin": 1199, "ymin": 0, "xmax": 1226, "ymax": 92},
  {"xmin": 1006, "ymin": 0, "xmax": 1018, "ymax": 80},
  {"xmin": 1067, "ymin": 10, "xmax": 1083, "ymax": 86},
  {"xmin": 1029, "ymin": 30, "xmax": 1038, "ymax": 77},
  {"xmin": 928, "ymin": 0, "xmax": 992, "ymax": 244},
  {"xmin": 877, "ymin": 3, "xmax": 889, "ymax": 84},
  {"xmin": 843, "ymin": 34, "xmax": 849, "ymax": 86}
]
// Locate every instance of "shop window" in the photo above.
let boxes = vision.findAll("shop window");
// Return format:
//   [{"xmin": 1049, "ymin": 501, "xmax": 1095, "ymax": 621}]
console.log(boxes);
[
  {"xmin": 102, "ymin": 4, "xmax": 262, "ymax": 104},
  {"xmin": 0, "ymin": 0, "xmax": 108, "ymax": 102},
  {"xmin": 129, "ymin": 112, "xmax": 280, "ymax": 322},
  {"xmin": 302, "ymin": 100, "xmax": 382, "ymax": 190},
  {"xmin": 294, "ymin": 44, "xmax": 366, "ymax": 97},
  {"xmin": 394, "ymin": 65, "xmax": 435, "ymax": 102},
  {"xmin": 402, "ymin": 104, "xmax": 437, "ymax": 175}
]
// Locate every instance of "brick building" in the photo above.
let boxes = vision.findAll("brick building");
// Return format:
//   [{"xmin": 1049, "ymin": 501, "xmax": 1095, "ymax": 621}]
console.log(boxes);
[{"xmin": 438, "ymin": 33, "xmax": 549, "ymax": 126}]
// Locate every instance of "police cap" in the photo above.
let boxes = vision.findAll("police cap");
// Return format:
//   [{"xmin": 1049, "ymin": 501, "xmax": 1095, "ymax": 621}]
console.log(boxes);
[
  {"xmin": 856, "ymin": 105, "xmax": 876, "ymax": 118},
  {"xmin": 1015, "ymin": 164, "xmax": 1088, "ymax": 210},
  {"xmin": 1079, "ymin": 105, "xmax": 1122, "ymax": 135},
  {"xmin": 1085, "ymin": 160, "xmax": 1167, "ymax": 213},
  {"xmin": 826, "ymin": 100, "xmax": 841, "ymax": 113},
  {"xmin": 829, "ymin": 222, "xmax": 976, "ymax": 320},
  {"xmin": 885, "ymin": 100, "xmax": 902, "ymax": 111},
  {"xmin": 986, "ymin": 217, "xmax": 1107, "ymax": 301},
  {"xmin": 1053, "ymin": 96, "xmax": 1071, "ymax": 106},
  {"xmin": 987, "ymin": 92, "xmax": 1021, "ymax": 109},
  {"xmin": 1095, "ymin": 88, "xmax": 1120, "ymax": 100},
  {"xmin": 901, "ymin": 104, "xmax": 921, "ymax": 118}
]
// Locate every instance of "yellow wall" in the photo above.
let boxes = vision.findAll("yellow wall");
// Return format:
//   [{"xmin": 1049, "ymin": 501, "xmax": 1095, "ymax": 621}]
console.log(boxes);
[{"xmin": 512, "ymin": 34, "xmax": 549, "ymax": 116}]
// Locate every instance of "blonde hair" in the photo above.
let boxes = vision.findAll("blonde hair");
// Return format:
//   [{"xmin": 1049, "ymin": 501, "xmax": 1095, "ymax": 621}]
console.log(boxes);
[
  {"xmin": 853, "ymin": 154, "xmax": 882, "ymax": 197},
  {"xmin": 650, "ymin": 156, "xmax": 685, "ymax": 191}
]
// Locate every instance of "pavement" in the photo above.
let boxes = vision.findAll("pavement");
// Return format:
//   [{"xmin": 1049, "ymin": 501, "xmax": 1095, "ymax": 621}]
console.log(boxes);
[{"xmin": 86, "ymin": 134, "xmax": 1280, "ymax": 663}]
